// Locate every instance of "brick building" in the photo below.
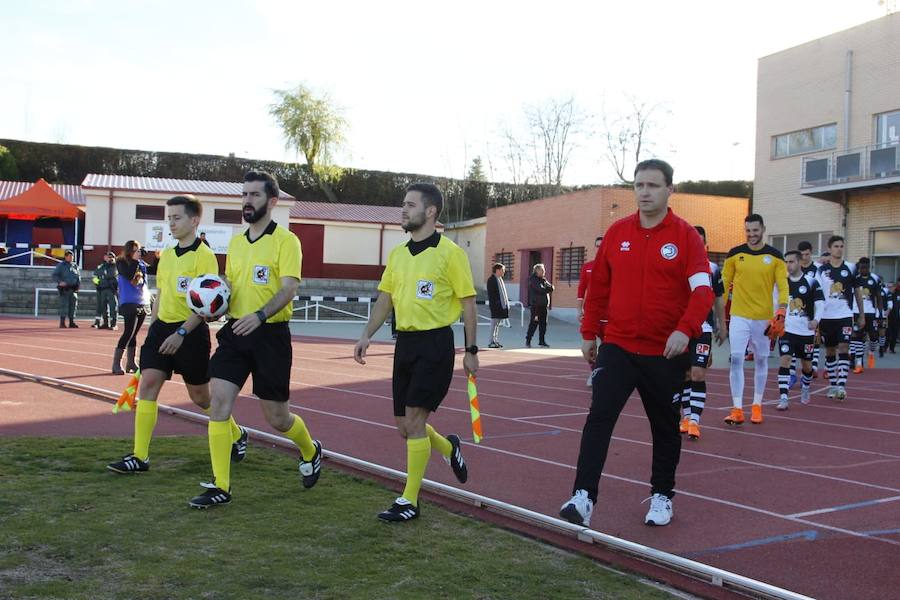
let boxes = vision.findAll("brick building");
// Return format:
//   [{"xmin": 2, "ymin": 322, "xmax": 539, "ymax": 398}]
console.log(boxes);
[
  {"xmin": 484, "ymin": 187, "xmax": 749, "ymax": 320},
  {"xmin": 754, "ymin": 12, "xmax": 900, "ymax": 280}
]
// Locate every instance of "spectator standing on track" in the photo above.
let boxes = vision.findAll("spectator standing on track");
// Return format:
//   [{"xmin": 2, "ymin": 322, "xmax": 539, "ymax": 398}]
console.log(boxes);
[
  {"xmin": 559, "ymin": 159, "xmax": 713, "ymax": 528},
  {"xmin": 486, "ymin": 263, "xmax": 509, "ymax": 348},
  {"xmin": 188, "ymin": 170, "xmax": 322, "ymax": 508},
  {"xmin": 354, "ymin": 182, "xmax": 475, "ymax": 522},
  {"xmin": 92, "ymin": 251, "xmax": 119, "ymax": 329},
  {"xmin": 526, "ymin": 264, "xmax": 554, "ymax": 348},
  {"xmin": 113, "ymin": 241, "xmax": 149, "ymax": 375},
  {"xmin": 52, "ymin": 249, "xmax": 80, "ymax": 329}
]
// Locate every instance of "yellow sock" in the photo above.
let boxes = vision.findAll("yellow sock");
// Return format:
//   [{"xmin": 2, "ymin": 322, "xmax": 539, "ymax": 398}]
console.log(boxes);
[
  {"xmin": 132, "ymin": 399, "xmax": 158, "ymax": 461},
  {"xmin": 283, "ymin": 414, "xmax": 315, "ymax": 460},
  {"xmin": 208, "ymin": 420, "xmax": 232, "ymax": 491},
  {"xmin": 202, "ymin": 407, "xmax": 241, "ymax": 443},
  {"xmin": 426, "ymin": 424, "xmax": 452, "ymax": 458},
  {"xmin": 401, "ymin": 436, "xmax": 431, "ymax": 506}
]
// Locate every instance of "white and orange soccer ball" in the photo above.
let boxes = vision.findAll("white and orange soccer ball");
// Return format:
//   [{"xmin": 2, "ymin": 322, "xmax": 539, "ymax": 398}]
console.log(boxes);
[{"xmin": 186, "ymin": 274, "xmax": 230, "ymax": 319}]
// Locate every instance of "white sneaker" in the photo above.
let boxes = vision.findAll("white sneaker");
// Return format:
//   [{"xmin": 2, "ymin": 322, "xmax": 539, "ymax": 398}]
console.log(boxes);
[
  {"xmin": 559, "ymin": 489, "xmax": 593, "ymax": 526},
  {"xmin": 800, "ymin": 387, "xmax": 810, "ymax": 405},
  {"xmin": 776, "ymin": 397, "xmax": 789, "ymax": 411},
  {"xmin": 586, "ymin": 373, "xmax": 593, "ymax": 387},
  {"xmin": 643, "ymin": 493, "xmax": 673, "ymax": 526}
]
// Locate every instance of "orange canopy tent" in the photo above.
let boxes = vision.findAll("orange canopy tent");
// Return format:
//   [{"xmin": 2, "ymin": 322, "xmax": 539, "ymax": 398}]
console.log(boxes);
[{"xmin": 0, "ymin": 178, "xmax": 82, "ymax": 220}]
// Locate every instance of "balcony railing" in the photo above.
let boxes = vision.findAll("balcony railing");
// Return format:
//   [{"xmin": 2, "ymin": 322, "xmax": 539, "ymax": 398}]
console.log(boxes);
[{"xmin": 801, "ymin": 142, "xmax": 900, "ymax": 188}]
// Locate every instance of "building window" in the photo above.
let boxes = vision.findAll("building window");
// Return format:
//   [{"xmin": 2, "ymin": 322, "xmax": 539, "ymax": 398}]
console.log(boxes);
[
  {"xmin": 558, "ymin": 246, "xmax": 586, "ymax": 282},
  {"xmin": 875, "ymin": 110, "xmax": 900, "ymax": 147},
  {"xmin": 214, "ymin": 209, "xmax": 243, "ymax": 224},
  {"xmin": 135, "ymin": 205, "xmax": 164, "ymax": 220},
  {"xmin": 873, "ymin": 229, "xmax": 900, "ymax": 282},
  {"xmin": 772, "ymin": 124, "xmax": 837, "ymax": 159},
  {"xmin": 494, "ymin": 252, "xmax": 514, "ymax": 280},
  {"xmin": 769, "ymin": 231, "xmax": 833, "ymax": 256}
]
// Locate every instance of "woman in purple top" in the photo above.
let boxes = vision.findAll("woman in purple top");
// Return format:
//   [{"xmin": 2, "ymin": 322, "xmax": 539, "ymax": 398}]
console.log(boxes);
[{"xmin": 112, "ymin": 240, "xmax": 149, "ymax": 375}]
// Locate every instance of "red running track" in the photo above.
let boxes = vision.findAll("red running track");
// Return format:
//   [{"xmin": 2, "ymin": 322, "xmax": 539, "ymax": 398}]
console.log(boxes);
[{"xmin": 2, "ymin": 317, "xmax": 900, "ymax": 600}]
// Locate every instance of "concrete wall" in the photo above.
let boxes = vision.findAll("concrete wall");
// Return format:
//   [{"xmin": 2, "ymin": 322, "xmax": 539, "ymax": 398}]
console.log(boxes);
[{"xmin": 754, "ymin": 13, "xmax": 900, "ymax": 257}]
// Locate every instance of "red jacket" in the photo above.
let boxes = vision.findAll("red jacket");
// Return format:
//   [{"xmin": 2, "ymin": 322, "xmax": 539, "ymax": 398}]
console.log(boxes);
[
  {"xmin": 581, "ymin": 209, "xmax": 714, "ymax": 355},
  {"xmin": 577, "ymin": 260, "xmax": 594, "ymax": 300}
]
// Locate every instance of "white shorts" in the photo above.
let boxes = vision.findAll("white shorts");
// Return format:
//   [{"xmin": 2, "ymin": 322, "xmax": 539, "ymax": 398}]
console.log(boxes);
[{"xmin": 729, "ymin": 316, "xmax": 770, "ymax": 358}]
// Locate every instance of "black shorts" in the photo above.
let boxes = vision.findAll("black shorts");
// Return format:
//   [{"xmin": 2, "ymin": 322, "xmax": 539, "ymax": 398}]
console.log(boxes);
[
  {"xmin": 208, "ymin": 320, "xmax": 293, "ymax": 402},
  {"xmin": 140, "ymin": 320, "xmax": 210, "ymax": 385},
  {"xmin": 392, "ymin": 327, "xmax": 455, "ymax": 417},
  {"xmin": 819, "ymin": 317, "xmax": 853, "ymax": 347},
  {"xmin": 777, "ymin": 332, "xmax": 815, "ymax": 361},
  {"xmin": 688, "ymin": 332, "xmax": 713, "ymax": 369}
]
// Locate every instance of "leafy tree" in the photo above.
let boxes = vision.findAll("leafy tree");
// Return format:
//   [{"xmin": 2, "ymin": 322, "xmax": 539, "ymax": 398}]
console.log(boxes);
[
  {"xmin": 0, "ymin": 145, "xmax": 19, "ymax": 179},
  {"xmin": 270, "ymin": 85, "xmax": 347, "ymax": 202}
]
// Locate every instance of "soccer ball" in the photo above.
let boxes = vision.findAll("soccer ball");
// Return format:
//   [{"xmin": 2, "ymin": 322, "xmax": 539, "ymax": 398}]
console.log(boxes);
[{"xmin": 186, "ymin": 274, "xmax": 230, "ymax": 318}]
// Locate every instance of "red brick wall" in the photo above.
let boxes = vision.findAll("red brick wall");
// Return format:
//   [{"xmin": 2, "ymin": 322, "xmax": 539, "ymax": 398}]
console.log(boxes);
[{"xmin": 485, "ymin": 188, "xmax": 749, "ymax": 309}]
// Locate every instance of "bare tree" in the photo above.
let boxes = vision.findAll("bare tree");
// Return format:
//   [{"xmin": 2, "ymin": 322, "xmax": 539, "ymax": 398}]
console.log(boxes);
[
  {"xmin": 603, "ymin": 98, "xmax": 666, "ymax": 185},
  {"xmin": 525, "ymin": 96, "xmax": 586, "ymax": 190}
]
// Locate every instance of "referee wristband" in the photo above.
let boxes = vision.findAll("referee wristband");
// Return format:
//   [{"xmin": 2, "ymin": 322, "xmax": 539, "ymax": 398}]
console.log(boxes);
[{"xmin": 255, "ymin": 310, "xmax": 267, "ymax": 324}]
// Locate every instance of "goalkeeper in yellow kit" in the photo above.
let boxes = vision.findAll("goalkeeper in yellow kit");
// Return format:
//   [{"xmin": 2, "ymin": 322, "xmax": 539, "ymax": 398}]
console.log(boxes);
[{"xmin": 720, "ymin": 214, "xmax": 788, "ymax": 425}]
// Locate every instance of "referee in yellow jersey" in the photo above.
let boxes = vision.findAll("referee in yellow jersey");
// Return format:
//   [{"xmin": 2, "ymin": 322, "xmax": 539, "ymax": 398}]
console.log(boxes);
[
  {"xmin": 189, "ymin": 171, "xmax": 321, "ymax": 508},
  {"xmin": 107, "ymin": 195, "xmax": 247, "ymax": 474},
  {"xmin": 354, "ymin": 183, "xmax": 478, "ymax": 522},
  {"xmin": 720, "ymin": 214, "xmax": 788, "ymax": 425}
]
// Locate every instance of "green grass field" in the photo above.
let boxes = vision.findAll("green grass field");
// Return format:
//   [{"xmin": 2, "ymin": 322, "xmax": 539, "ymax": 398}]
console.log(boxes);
[{"xmin": 0, "ymin": 437, "xmax": 678, "ymax": 600}]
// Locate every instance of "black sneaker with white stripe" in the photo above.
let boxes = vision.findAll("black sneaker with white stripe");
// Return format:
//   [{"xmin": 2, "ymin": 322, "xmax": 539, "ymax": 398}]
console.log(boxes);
[
  {"xmin": 299, "ymin": 440, "xmax": 323, "ymax": 489},
  {"xmin": 188, "ymin": 482, "xmax": 232, "ymax": 508},
  {"xmin": 378, "ymin": 497, "xmax": 420, "ymax": 522},
  {"xmin": 231, "ymin": 426, "xmax": 249, "ymax": 463},
  {"xmin": 445, "ymin": 434, "xmax": 468, "ymax": 484},
  {"xmin": 106, "ymin": 454, "xmax": 149, "ymax": 474}
]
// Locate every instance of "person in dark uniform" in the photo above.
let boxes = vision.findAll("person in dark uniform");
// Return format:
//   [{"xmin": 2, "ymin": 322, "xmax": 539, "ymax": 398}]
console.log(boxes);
[
  {"xmin": 93, "ymin": 252, "xmax": 119, "ymax": 329},
  {"xmin": 775, "ymin": 251, "xmax": 824, "ymax": 410},
  {"xmin": 815, "ymin": 236, "xmax": 865, "ymax": 401},
  {"xmin": 354, "ymin": 182, "xmax": 477, "ymax": 522},
  {"xmin": 52, "ymin": 250, "xmax": 80, "ymax": 328},
  {"xmin": 850, "ymin": 257, "xmax": 882, "ymax": 372},
  {"xmin": 526, "ymin": 264, "xmax": 554, "ymax": 347},
  {"xmin": 188, "ymin": 171, "xmax": 322, "ymax": 509},
  {"xmin": 486, "ymin": 263, "xmax": 509, "ymax": 348}
]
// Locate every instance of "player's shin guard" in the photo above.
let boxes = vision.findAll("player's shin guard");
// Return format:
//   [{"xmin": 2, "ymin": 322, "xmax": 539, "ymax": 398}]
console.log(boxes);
[
  {"xmin": 401, "ymin": 437, "xmax": 431, "ymax": 506},
  {"xmin": 208, "ymin": 420, "xmax": 233, "ymax": 492},
  {"xmin": 837, "ymin": 353, "xmax": 851, "ymax": 387},
  {"xmin": 680, "ymin": 382, "xmax": 691, "ymax": 418},
  {"xmin": 133, "ymin": 399, "xmax": 158, "ymax": 461},
  {"xmin": 825, "ymin": 358, "xmax": 838, "ymax": 386},
  {"xmin": 284, "ymin": 415, "xmax": 316, "ymax": 460},
  {"xmin": 777, "ymin": 367, "xmax": 790, "ymax": 398},
  {"xmin": 690, "ymin": 380, "xmax": 706, "ymax": 422}
]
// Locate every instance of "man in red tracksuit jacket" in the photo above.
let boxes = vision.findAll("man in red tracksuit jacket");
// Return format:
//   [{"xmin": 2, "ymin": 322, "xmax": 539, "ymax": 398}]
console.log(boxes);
[{"xmin": 559, "ymin": 159, "xmax": 714, "ymax": 528}]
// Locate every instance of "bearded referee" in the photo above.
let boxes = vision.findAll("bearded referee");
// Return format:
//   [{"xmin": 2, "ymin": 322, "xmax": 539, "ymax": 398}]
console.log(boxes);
[
  {"xmin": 354, "ymin": 183, "xmax": 477, "ymax": 522},
  {"xmin": 189, "ymin": 171, "xmax": 322, "ymax": 508},
  {"xmin": 107, "ymin": 195, "xmax": 247, "ymax": 474}
]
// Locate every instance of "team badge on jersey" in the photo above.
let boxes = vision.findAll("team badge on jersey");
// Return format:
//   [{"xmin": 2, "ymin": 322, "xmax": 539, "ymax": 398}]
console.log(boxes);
[
  {"xmin": 660, "ymin": 243, "xmax": 678, "ymax": 260},
  {"xmin": 253, "ymin": 265, "xmax": 270, "ymax": 285},
  {"xmin": 620, "ymin": 241, "xmax": 631, "ymax": 252},
  {"xmin": 763, "ymin": 255, "xmax": 772, "ymax": 264},
  {"xmin": 176, "ymin": 276, "xmax": 191, "ymax": 294},
  {"xmin": 416, "ymin": 279, "xmax": 434, "ymax": 300},
  {"xmin": 799, "ymin": 285, "xmax": 807, "ymax": 294}
]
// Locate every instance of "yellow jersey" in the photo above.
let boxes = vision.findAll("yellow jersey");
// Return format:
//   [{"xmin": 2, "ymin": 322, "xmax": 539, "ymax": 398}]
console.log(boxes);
[
  {"xmin": 225, "ymin": 221, "xmax": 301, "ymax": 323},
  {"xmin": 722, "ymin": 243, "xmax": 788, "ymax": 320},
  {"xmin": 156, "ymin": 238, "xmax": 219, "ymax": 324},
  {"xmin": 379, "ymin": 232, "xmax": 475, "ymax": 332}
]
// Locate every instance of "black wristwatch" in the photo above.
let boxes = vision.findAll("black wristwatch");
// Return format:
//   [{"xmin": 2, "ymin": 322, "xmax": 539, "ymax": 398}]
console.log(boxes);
[
  {"xmin": 176, "ymin": 326, "xmax": 188, "ymax": 337},
  {"xmin": 465, "ymin": 345, "xmax": 479, "ymax": 355},
  {"xmin": 255, "ymin": 310, "xmax": 267, "ymax": 324}
]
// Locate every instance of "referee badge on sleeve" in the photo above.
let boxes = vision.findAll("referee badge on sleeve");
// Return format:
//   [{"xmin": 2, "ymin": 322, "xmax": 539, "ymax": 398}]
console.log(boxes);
[
  {"xmin": 253, "ymin": 265, "xmax": 270, "ymax": 285},
  {"xmin": 416, "ymin": 280, "xmax": 434, "ymax": 300}
]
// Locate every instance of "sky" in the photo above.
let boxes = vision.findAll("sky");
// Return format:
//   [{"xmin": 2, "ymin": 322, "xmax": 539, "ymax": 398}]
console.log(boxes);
[{"xmin": 0, "ymin": 0, "xmax": 891, "ymax": 186}]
